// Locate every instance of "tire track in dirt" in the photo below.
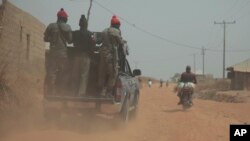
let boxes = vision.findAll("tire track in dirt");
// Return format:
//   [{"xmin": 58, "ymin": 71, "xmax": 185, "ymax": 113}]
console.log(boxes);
[{"xmin": 2, "ymin": 83, "xmax": 250, "ymax": 141}]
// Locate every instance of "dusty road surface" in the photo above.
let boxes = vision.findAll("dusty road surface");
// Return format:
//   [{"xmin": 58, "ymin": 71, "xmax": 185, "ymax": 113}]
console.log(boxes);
[{"xmin": 2, "ymin": 84, "xmax": 250, "ymax": 141}]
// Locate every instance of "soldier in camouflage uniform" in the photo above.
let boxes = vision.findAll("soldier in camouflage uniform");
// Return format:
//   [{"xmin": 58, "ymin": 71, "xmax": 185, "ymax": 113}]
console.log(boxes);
[
  {"xmin": 44, "ymin": 8, "xmax": 72, "ymax": 95},
  {"xmin": 118, "ymin": 40, "xmax": 129, "ymax": 71},
  {"xmin": 98, "ymin": 15, "xmax": 124, "ymax": 96}
]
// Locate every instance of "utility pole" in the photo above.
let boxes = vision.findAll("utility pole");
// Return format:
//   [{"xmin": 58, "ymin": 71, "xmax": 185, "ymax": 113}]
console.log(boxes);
[
  {"xmin": 87, "ymin": 0, "xmax": 93, "ymax": 28},
  {"xmin": 201, "ymin": 47, "xmax": 205, "ymax": 78},
  {"xmin": 214, "ymin": 20, "xmax": 235, "ymax": 79},
  {"xmin": 193, "ymin": 54, "xmax": 196, "ymax": 74}
]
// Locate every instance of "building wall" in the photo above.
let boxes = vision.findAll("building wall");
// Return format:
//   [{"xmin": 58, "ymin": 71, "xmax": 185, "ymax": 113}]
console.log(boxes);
[
  {"xmin": 231, "ymin": 72, "xmax": 250, "ymax": 90},
  {"xmin": 0, "ymin": 1, "xmax": 45, "ymax": 95}
]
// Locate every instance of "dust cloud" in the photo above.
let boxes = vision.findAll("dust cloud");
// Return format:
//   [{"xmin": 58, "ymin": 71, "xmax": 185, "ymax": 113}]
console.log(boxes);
[{"xmin": 1, "ymin": 83, "xmax": 250, "ymax": 141}]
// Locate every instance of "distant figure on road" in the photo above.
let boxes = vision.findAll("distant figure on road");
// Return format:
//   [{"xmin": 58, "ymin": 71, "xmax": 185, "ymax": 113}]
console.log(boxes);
[
  {"xmin": 166, "ymin": 80, "xmax": 169, "ymax": 87},
  {"xmin": 138, "ymin": 77, "xmax": 143, "ymax": 89},
  {"xmin": 148, "ymin": 79, "xmax": 152, "ymax": 88},
  {"xmin": 159, "ymin": 79, "xmax": 163, "ymax": 88}
]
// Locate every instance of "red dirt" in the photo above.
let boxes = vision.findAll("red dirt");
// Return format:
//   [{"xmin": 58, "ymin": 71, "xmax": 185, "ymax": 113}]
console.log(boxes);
[{"xmin": 2, "ymin": 83, "xmax": 250, "ymax": 141}]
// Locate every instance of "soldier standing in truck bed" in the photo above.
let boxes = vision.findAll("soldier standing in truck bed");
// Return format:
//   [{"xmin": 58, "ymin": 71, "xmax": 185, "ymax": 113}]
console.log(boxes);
[
  {"xmin": 70, "ymin": 15, "xmax": 94, "ymax": 96},
  {"xmin": 44, "ymin": 8, "xmax": 72, "ymax": 95},
  {"xmin": 98, "ymin": 15, "xmax": 124, "ymax": 96}
]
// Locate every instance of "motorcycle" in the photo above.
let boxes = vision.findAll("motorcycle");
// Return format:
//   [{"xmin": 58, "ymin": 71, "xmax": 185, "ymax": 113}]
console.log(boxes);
[{"xmin": 178, "ymin": 82, "xmax": 194, "ymax": 110}]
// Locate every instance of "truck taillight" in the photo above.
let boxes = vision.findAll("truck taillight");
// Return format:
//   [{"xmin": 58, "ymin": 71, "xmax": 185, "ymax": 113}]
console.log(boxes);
[
  {"xmin": 115, "ymin": 79, "xmax": 122, "ymax": 102},
  {"xmin": 115, "ymin": 79, "xmax": 122, "ymax": 88}
]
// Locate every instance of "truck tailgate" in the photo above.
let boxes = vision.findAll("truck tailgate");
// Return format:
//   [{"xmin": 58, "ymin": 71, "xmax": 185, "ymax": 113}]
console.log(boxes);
[{"xmin": 44, "ymin": 95, "xmax": 114, "ymax": 103}]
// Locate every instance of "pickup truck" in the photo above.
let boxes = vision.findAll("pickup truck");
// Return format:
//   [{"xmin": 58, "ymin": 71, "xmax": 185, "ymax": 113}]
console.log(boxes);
[{"xmin": 43, "ymin": 32, "xmax": 141, "ymax": 122}]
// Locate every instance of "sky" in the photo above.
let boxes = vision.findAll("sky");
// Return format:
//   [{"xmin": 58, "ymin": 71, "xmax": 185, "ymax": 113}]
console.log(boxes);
[{"xmin": 7, "ymin": 0, "xmax": 250, "ymax": 80}]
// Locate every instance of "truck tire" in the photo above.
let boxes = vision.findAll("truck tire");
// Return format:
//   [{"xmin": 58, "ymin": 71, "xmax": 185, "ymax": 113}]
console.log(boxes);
[
  {"xmin": 130, "ymin": 93, "xmax": 139, "ymax": 119},
  {"xmin": 119, "ymin": 94, "xmax": 130, "ymax": 122}
]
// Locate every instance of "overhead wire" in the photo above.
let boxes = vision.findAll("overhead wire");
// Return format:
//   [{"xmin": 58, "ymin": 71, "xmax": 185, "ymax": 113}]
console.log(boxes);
[
  {"xmin": 93, "ymin": 0, "xmax": 202, "ymax": 50},
  {"xmin": 235, "ymin": 2, "xmax": 250, "ymax": 20},
  {"xmin": 220, "ymin": 0, "xmax": 239, "ymax": 20},
  {"xmin": 226, "ymin": 0, "xmax": 250, "ymax": 20},
  {"xmin": 133, "ymin": 52, "xmax": 199, "ymax": 63},
  {"xmin": 93, "ymin": 0, "xmax": 250, "ymax": 53}
]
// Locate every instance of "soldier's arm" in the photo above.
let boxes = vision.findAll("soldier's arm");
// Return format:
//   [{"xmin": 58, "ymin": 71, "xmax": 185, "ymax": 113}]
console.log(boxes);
[
  {"xmin": 60, "ymin": 24, "xmax": 73, "ymax": 44},
  {"xmin": 123, "ymin": 40, "xmax": 129, "ymax": 55},
  {"xmin": 180, "ymin": 73, "xmax": 184, "ymax": 82},
  {"xmin": 44, "ymin": 24, "xmax": 52, "ymax": 42},
  {"xmin": 88, "ymin": 32, "xmax": 96, "ymax": 48},
  {"xmin": 193, "ymin": 74, "xmax": 197, "ymax": 84},
  {"xmin": 116, "ymin": 33, "xmax": 123, "ymax": 45},
  {"xmin": 66, "ymin": 25, "xmax": 73, "ymax": 44},
  {"xmin": 109, "ymin": 28, "xmax": 123, "ymax": 45}
]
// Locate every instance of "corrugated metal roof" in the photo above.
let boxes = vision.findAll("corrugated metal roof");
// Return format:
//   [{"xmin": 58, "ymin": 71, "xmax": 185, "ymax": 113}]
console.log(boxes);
[{"xmin": 229, "ymin": 58, "xmax": 250, "ymax": 72}]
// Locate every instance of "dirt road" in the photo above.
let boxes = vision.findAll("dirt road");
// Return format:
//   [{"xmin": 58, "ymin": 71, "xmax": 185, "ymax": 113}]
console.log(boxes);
[{"xmin": 2, "ymin": 84, "xmax": 250, "ymax": 141}]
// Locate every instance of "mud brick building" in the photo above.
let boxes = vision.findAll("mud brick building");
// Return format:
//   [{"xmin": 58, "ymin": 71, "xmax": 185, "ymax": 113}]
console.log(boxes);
[
  {"xmin": 227, "ymin": 58, "xmax": 250, "ymax": 90},
  {"xmin": 0, "ymin": 1, "xmax": 45, "ymax": 95}
]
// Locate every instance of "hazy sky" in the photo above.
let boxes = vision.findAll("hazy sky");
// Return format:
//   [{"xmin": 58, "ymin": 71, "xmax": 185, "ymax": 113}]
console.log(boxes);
[{"xmin": 8, "ymin": 0, "xmax": 250, "ymax": 80}]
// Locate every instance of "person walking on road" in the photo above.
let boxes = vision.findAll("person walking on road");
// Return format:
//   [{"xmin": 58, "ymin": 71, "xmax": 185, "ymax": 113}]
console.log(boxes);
[
  {"xmin": 159, "ymin": 79, "xmax": 163, "ymax": 88},
  {"xmin": 148, "ymin": 79, "xmax": 152, "ymax": 88}
]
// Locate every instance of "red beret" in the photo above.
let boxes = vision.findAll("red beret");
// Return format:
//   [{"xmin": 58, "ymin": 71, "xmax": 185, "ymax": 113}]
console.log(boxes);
[
  {"xmin": 111, "ymin": 15, "xmax": 120, "ymax": 25},
  {"xmin": 57, "ymin": 8, "xmax": 68, "ymax": 18}
]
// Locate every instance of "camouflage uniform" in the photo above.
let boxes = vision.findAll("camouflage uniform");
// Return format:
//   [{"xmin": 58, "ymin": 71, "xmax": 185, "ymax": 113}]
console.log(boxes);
[
  {"xmin": 44, "ymin": 21, "xmax": 72, "ymax": 95},
  {"xmin": 118, "ymin": 40, "xmax": 129, "ymax": 71},
  {"xmin": 98, "ymin": 27, "xmax": 123, "ymax": 95}
]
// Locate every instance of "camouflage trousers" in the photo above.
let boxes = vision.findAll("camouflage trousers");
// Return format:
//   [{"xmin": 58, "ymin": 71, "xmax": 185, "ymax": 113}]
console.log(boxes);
[
  {"xmin": 98, "ymin": 53, "xmax": 118, "ymax": 92},
  {"xmin": 44, "ymin": 51, "xmax": 69, "ymax": 95}
]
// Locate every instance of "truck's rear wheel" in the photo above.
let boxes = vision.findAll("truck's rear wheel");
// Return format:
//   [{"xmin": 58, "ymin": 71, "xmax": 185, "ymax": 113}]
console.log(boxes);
[
  {"xmin": 130, "ymin": 93, "xmax": 139, "ymax": 119},
  {"xmin": 120, "ymin": 94, "xmax": 130, "ymax": 122}
]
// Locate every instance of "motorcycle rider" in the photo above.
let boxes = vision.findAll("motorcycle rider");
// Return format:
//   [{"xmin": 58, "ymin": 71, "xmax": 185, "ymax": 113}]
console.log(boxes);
[
  {"xmin": 177, "ymin": 65, "xmax": 197, "ymax": 105},
  {"xmin": 44, "ymin": 8, "xmax": 72, "ymax": 95},
  {"xmin": 98, "ymin": 15, "xmax": 124, "ymax": 96},
  {"xmin": 148, "ymin": 79, "xmax": 152, "ymax": 88}
]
